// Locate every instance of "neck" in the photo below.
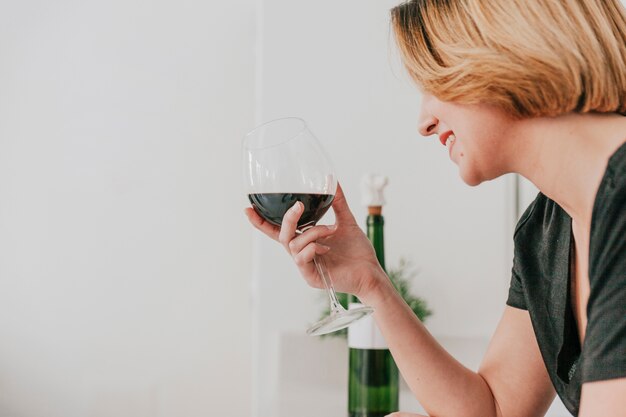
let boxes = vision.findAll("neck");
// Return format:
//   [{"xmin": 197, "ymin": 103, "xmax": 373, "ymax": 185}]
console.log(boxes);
[{"xmin": 508, "ymin": 112, "xmax": 626, "ymax": 229}]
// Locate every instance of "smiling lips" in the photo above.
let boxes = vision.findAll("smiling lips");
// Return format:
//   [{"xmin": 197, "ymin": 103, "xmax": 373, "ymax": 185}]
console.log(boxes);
[
  {"xmin": 439, "ymin": 131, "xmax": 454, "ymax": 146},
  {"xmin": 438, "ymin": 131, "xmax": 457, "ymax": 158}
]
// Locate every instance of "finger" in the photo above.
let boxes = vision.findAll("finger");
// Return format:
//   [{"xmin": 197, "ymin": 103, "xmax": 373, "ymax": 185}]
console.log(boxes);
[
  {"xmin": 288, "ymin": 224, "xmax": 337, "ymax": 255},
  {"xmin": 332, "ymin": 183, "xmax": 357, "ymax": 225},
  {"xmin": 244, "ymin": 207, "xmax": 280, "ymax": 241},
  {"xmin": 293, "ymin": 242, "xmax": 330, "ymax": 269},
  {"xmin": 278, "ymin": 201, "xmax": 303, "ymax": 249}
]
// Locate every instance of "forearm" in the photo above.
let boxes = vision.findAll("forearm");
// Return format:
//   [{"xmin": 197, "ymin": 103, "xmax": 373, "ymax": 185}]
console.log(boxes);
[{"xmin": 361, "ymin": 276, "xmax": 499, "ymax": 417}]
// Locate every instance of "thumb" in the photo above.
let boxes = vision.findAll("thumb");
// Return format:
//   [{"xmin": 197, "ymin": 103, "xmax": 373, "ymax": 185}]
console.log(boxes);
[{"xmin": 332, "ymin": 182, "xmax": 357, "ymax": 225}]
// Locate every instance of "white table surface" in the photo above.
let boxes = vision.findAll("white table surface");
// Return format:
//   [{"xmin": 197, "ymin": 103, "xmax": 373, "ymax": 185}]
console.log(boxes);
[{"xmin": 270, "ymin": 332, "xmax": 571, "ymax": 417}]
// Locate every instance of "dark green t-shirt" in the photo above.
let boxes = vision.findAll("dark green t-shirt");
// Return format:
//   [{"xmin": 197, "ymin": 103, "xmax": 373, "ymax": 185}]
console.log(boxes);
[{"xmin": 507, "ymin": 141, "xmax": 626, "ymax": 416}]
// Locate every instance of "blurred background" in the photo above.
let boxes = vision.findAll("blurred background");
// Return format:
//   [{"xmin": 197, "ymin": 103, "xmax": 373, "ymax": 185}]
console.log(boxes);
[{"xmin": 1, "ymin": 0, "xmax": 594, "ymax": 416}]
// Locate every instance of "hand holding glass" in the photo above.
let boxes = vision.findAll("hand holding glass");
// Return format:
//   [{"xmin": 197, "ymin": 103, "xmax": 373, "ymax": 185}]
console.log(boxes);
[{"xmin": 242, "ymin": 117, "xmax": 374, "ymax": 336}]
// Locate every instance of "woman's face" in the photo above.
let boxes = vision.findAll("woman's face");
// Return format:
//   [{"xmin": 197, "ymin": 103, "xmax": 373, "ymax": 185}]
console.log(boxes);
[{"xmin": 417, "ymin": 93, "xmax": 518, "ymax": 186}]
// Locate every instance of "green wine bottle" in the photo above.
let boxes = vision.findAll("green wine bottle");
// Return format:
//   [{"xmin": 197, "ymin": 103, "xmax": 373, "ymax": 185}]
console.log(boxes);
[{"xmin": 347, "ymin": 176, "xmax": 399, "ymax": 417}]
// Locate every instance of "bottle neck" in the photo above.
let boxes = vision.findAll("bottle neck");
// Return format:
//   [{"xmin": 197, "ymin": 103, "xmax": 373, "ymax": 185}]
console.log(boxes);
[
  {"xmin": 350, "ymin": 208, "xmax": 386, "ymax": 305},
  {"xmin": 366, "ymin": 213, "xmax": 385, "ymax": 272}
]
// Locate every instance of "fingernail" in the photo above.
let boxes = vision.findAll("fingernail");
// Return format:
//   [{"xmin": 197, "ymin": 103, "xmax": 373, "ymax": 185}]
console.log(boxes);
[
  {"xmin": 320, "ymin": 244, "xmax": 331, "ymax": 252},
  {"xmin": 327, "ymin": 224, "xmax": 338, "ymax": 231},
  {"xmin": 290, "ymin": 201, "xmax": 302, "ymax": 212}
]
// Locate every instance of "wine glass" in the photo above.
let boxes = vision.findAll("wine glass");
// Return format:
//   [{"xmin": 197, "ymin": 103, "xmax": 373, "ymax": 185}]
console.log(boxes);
[{"xmin": 242, "ymin": 117, "xmax": 374, "ymax": 336}]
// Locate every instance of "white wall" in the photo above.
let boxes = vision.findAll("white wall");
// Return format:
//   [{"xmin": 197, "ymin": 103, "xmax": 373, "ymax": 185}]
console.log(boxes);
[{"xmin": 0, "ymin": 1, "xmax": 255, "ymax": 416}]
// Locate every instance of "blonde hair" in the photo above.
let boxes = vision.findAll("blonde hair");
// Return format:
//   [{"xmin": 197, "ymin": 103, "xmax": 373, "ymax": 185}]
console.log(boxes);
[{"xmin": 391, "ymin": 0, "xmax": 626, "ymax": 118}]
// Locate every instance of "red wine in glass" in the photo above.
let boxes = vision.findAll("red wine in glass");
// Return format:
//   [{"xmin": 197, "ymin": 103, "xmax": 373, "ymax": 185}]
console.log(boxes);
[{"xmin": 248, "ymin": 193, "xmax": 334, "ymax": 230}]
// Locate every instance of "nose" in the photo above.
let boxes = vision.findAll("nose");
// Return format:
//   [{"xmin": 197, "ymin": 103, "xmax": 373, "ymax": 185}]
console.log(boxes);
[
  {"xmin": 417, "ymin": 96, "xmax": 438, "ymax": 136},
  {"xmin": 419, "ymin": 116, "xmax": 438, "ymax": 137}
]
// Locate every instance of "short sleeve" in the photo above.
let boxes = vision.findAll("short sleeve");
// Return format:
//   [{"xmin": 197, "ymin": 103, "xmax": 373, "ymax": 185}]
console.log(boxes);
[
  {"xmin": 581, "ymin": 161, "xmax": 626, "ymax": 383},
  {"xmin": 506, "ymin": 269, "xmax": 527, "ymax": 310},
  {"xmin": 505, "ymin": 193, "xmax": 542, "ymax": 310}
]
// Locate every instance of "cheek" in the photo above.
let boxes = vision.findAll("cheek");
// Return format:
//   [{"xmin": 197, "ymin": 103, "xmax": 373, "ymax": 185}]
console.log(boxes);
[{"xmin": 460, "ymin": 130, "xmax": 499, "ymax": 159}]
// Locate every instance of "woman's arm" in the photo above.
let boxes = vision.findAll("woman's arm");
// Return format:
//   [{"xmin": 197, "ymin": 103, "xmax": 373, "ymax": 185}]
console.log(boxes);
[
  {"xmin": 579, "ymin": 379, "xmax": 626, "ymax": 416},
  {"xmin": 246, "ymin": 185, "xmax": 555, "ymax": 417},
  {"xmin": 363, "ymin": 279, "xmax": 555, "ymax": 417},
  {"xmin": 478, "ymin": 307, "xmax": 556, "ymax": 417}
]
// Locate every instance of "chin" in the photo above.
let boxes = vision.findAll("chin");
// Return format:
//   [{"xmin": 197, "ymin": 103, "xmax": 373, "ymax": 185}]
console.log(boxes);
[
  {"xmin": 459, "ymin": 162, "xmax": 507, "ymax": 186},
  {"xmin": 458, "ymin": 164, "xmax": 484, "ymax": 187}
]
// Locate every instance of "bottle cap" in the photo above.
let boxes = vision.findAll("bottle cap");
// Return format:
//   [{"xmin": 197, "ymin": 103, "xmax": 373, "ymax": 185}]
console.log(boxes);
[{"xmin": 361, "ymin": 174, "xmax": 388, "ymax": 208}]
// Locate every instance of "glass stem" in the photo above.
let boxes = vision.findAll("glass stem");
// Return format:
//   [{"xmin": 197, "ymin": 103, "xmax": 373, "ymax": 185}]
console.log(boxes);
[{"xmin": 313, "ymin": 254, "xmax": 343, "ymax": 313}]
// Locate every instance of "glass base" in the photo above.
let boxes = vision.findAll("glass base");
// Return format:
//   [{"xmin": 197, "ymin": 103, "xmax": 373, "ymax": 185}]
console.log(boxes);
[{"xmin": 307, "ymin": 305, "xmax": 374, "ymax": 336}]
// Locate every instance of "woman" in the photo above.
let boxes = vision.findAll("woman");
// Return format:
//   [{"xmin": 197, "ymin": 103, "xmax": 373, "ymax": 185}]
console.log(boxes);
[{"xmin": 245, "ymin": 0, "xmax": 626, "ymax": 416}]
